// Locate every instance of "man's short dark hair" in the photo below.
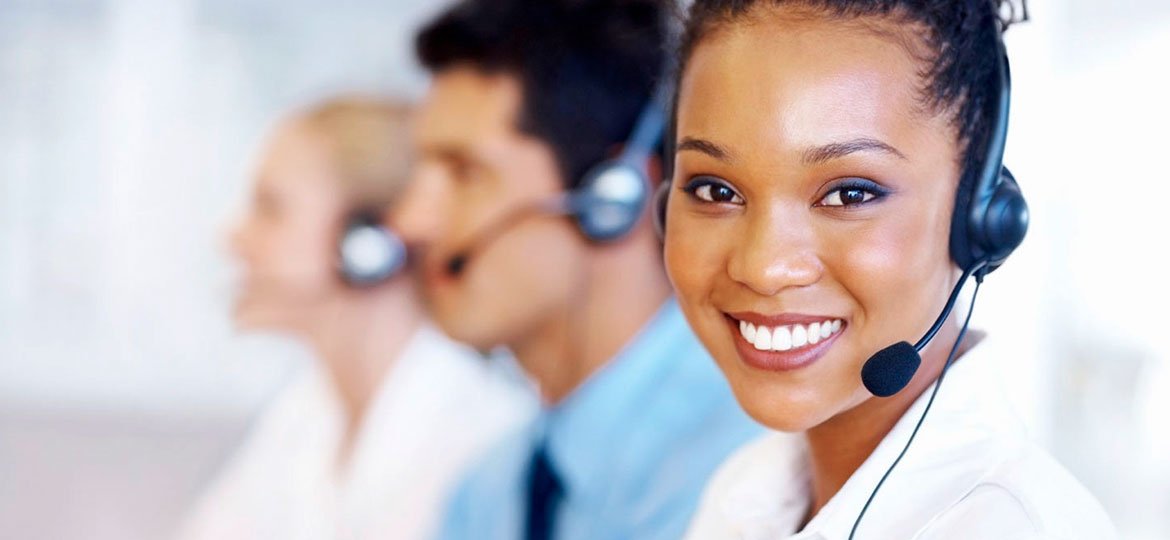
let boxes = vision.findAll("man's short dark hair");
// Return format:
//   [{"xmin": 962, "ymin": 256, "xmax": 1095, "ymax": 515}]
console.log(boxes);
[{"xmin": 416, "ymin": 0, "xmax": 670, "ymax": 189}]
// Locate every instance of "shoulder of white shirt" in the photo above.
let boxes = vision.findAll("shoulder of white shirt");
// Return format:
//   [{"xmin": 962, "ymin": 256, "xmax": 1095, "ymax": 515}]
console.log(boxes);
[{"xmin": 685, "ymin": 338, "xmax": 1118, "ymax": 540}]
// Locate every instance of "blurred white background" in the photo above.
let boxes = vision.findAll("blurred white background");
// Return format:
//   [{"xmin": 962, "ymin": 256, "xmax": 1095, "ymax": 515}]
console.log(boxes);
[
  {"xmin": 0, "ymin": 1, "xmax": 448, "ymax": 538},
  {"xmin": 1, "ymin": 0, "xmax": 1167, "ymax": 538}
]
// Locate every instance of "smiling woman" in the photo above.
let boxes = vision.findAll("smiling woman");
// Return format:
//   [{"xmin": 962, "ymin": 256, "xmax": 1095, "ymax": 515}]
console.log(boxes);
[{"xmin": 662, "ymin": 1, "xmax": 1119, "ymax": 539}]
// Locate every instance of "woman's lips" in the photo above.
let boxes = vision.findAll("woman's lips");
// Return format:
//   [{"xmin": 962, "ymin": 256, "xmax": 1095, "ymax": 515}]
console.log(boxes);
[{"xmin": 724, "ymin": 312, "xmax": 847, "ymax": 372}]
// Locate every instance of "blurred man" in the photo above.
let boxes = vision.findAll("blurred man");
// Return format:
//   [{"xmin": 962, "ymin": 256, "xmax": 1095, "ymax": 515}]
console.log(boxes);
[
  {"xmin": 395, "ymin": 1, "xmax": 762, "ymax": 539},
  {"xmin": 177, "ymin": 97, "xmax": 533, "ymax": 540}
]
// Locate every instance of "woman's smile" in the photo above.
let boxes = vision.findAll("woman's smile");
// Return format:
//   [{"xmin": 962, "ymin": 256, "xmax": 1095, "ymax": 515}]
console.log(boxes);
[{"xmin": 724, "ymin": 311, "xmax": 847, "ymax": 372}]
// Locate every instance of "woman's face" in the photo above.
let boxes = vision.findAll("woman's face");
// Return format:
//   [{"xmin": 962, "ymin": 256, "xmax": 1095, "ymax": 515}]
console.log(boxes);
[
  {"xmin": 228, "ymin": 121, "xmax": 347, "ymax": 333},
  {"xmin": 665, "ymin": 10, "xmax": 963, "ymax": 432}
]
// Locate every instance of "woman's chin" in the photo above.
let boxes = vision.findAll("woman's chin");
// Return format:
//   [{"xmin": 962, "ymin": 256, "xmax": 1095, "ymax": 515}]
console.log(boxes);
[
  {"xmin": 720, "ymin": 372, "xmax": 839, "ymax": 433},
  {"xmin": 742, "ymin": 403, "xmax": 824, "ymax": 433}
]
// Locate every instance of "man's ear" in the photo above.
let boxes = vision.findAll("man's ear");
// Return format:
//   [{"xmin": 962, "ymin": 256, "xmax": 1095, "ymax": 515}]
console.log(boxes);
[{"xmin": 646, "ymin": 154, "xmax": 664, "ymax": 187}]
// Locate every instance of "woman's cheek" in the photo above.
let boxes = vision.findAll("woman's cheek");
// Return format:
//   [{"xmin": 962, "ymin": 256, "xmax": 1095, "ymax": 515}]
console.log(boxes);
[
  {"xmin": 664, "ymin": 216, "xmax": 718, "ymax": 302},
  {"xmin": 665, "ymin": 215, "xmax": 735, "ymax": 343},
  {"xmin": 835, "ymin": 213, "xmax": 943, "ymax": 350}
]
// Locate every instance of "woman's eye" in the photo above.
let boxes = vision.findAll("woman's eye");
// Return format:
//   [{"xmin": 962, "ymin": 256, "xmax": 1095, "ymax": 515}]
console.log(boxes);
[
  {"xmin": 817, "ymin": 179, "xmax": 888, "ymax": 208},
  {"xmin": 684, "ymin": 178, "xmax": 744, "ymax": 205},
  {"xmin": 821, "ymin": 188, "xmax": 874, "ymax": 206}
]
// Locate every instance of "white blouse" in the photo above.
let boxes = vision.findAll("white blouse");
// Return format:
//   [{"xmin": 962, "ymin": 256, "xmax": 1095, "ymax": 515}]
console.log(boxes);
[
  {"xmin": 685, "ymin": 338, "xmax": 1117, "ymax": 540},
  {"xmin": 175, "ymin": 325, "xmax": 535, "ymax": 540}
]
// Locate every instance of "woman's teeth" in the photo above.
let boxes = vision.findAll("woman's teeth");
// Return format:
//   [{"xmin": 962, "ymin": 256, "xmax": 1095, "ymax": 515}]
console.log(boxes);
[{"xmin": 738, "ymin": 319, "xmax": 843, "ymax": 351}]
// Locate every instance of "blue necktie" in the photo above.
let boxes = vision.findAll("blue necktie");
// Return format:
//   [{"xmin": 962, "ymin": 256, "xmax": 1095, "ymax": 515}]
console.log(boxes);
[{"xmin": 524, "ymin": 443, "xmax": 563, "ymax": 540}]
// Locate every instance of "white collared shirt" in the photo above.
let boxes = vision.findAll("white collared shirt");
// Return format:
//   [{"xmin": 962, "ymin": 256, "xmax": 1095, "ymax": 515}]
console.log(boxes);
[
  {"xmin": 685, "ymin": 338, "xmax": 1117, "ymax": 540},
  {"xmin": 175, "ymin": 324, "xmax": 536, "ymax": 540}
]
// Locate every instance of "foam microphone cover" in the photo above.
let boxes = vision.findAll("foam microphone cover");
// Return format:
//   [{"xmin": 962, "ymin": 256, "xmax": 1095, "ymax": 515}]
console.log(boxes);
[{"xmin": 861, "ymin": 341, "xmax": 921, "ymax": 397}]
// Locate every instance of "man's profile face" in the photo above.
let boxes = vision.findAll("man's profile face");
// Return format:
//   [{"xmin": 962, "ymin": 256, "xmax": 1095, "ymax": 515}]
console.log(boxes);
[{"xmin": 396, "ymin": 67, "xmax": 586, "ymax": 350}]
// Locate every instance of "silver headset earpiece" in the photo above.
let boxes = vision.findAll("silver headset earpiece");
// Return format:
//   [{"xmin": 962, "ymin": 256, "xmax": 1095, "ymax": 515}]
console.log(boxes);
[
  {"xmin": 570, "ymin": 82, "xmax": 672, "ymax": 242},
  {"xmin": 338, "ymin": 209, "xmax": 406, "ymax": 287}
]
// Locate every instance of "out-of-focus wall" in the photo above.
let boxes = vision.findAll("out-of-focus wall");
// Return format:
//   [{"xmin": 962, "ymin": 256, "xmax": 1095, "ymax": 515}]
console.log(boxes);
[
  {"xmin": 1032, "ymin": 1, "xmax": 1170, "ymax": 536},
  {"xmin": 0, "ymin": 0, "xmax": 1167, "ymax": 539},
  {"xmin": 0, "ymin": 0, "xmax": 447, "ymax": 416}
]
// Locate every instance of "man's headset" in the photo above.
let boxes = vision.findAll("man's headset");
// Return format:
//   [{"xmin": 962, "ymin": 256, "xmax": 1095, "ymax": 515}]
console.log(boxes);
[
  {"xmin": 333, "ymin": 82, "xmax": 671, "ymax": 286},
  {"xmin": 443, "ymin": 82, "xmax": 673, "ymax": 277}
]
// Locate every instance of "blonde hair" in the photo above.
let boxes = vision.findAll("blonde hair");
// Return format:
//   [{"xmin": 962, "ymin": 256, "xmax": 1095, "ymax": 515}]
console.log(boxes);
[{"xmin": 300, "ymin": 96, "xmax": 414, "ymax": 210}]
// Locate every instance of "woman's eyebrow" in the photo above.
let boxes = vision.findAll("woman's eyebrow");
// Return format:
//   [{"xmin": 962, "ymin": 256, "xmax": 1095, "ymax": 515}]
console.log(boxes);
[
  {"xmin": 802, "ymin": 137, "xmax": 907, "ymax": 165},
  {"xmin": 676, "ymin": 136, "xmax": 734, "ymax": 162}
]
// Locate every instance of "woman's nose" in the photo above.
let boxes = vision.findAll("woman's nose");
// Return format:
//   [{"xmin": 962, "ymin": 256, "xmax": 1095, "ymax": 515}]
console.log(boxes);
[{"xmin": 727, "ymin": 209, "xmax": 823, "ymax": 297}]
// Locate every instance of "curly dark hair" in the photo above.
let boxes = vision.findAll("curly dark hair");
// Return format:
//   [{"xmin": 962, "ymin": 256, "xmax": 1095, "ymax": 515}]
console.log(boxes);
[
  {"xmin": 674, "ymin": 0, "xmax": 1025, "ymax": 206},
  {"xmin": 415, "ymin": 0, "xmax": 671, "ymax": 190}
]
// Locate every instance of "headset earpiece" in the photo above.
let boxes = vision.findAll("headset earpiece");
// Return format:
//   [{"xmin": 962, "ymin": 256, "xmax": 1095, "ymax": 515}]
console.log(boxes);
[
  {"xmin": 565, "ymin": 82, "xmax": 671, "ymax": 243},
  {"xmin": 948, "ymin": 24, "xmax": 1028, "ymax": 275},
  {"xmin": 573, "ymin": 161, "xmax": 650, "ymax": 242},
  {"xmin": 337, "ymin": 209, "xmax": 406, "ymax": 287},
  {"xmin": 973, "ymin": 167, "xmax": 1029, "ymax": 272}
]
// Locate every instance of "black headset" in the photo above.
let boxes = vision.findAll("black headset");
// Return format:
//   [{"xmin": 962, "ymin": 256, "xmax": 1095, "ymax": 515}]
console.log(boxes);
[
  {"xmin": 337, "ymin": 208, "xmax": 407, "ymax": 287},
  {"xmin": 948, "ymin": 31, "xmax": 1029, "ymax": 276},
  {"xmin": 848, "ymin": 19, "xmax": 1029, "ymax": 537},
  {"xmin": 653, "ymin": 26, "xmax": 1028, "ymax": 279}
]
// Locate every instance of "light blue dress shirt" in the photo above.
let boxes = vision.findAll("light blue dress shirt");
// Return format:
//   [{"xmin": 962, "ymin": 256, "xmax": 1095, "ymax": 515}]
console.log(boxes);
[{"xmin": 436, "ymin": 299, "xmax": 762, "ymax": 540}]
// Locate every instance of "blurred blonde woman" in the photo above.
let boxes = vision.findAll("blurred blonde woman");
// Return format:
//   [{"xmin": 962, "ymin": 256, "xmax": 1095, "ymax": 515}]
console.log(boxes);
[{"xmin": 177, "ymin": 97, "xmax": 533, "ymax": 540}]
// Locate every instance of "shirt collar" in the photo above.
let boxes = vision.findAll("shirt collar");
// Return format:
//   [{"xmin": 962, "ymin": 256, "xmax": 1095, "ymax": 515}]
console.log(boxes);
[
  {"xmin": 715, "ymin": 432, "xmax": 812, "ymax": 539},
  {"xmin": 343, "ymin": 324, "xmax": 462, "ymax": 467},
  {"xmin": 346, "ymin": 323, "xmax": 524, "ymax": 478},
  {"xmin": 719, "ymin": 336, "xmax": 1027, "ymax": 540},
  {"xmin": 534, "ymin": 298, "xmax": 705, "ymax": 502}
]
